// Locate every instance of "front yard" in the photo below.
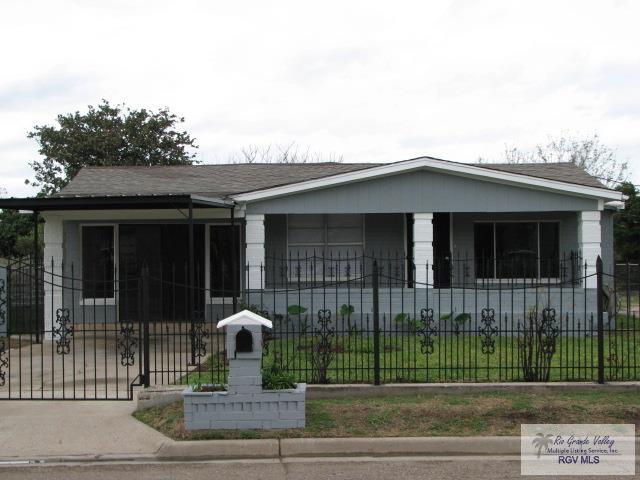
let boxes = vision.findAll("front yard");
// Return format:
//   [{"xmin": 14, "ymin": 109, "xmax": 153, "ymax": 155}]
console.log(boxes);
[{"xmin": 134, "ymin": 390, "xmax": 640, "ymax": 440}]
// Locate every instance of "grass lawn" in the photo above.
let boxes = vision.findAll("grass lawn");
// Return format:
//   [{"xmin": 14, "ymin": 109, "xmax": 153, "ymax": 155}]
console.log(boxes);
[
  {"xmin": 133, "ymin": 390, "xmax": 640, "ymax": 441},
  {"xmin": 180, "ymin": 329, "xmax": 640, "ymax": 386}
]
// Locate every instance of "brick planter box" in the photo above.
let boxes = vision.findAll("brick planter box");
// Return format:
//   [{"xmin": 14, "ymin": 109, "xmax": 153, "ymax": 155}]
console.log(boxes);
[{"xmin": 183, "ymin": 383, "xmax": 307, "ymax": 430}]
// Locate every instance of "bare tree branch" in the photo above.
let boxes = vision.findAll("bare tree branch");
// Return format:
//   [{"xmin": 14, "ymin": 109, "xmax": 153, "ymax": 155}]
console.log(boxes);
[
  {"xmin": 229, "ymin": 143, "xmax": 343, "ymax": 164},
  {"xmin": 501, "ymin": 133, "xmax": 628, "ymax": 188}
]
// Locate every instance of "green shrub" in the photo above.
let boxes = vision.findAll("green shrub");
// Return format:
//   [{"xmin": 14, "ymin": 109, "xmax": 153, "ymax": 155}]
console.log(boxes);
[{"xmin": 262, "ymin": 364, "xmax": 297, "ymax": 390}]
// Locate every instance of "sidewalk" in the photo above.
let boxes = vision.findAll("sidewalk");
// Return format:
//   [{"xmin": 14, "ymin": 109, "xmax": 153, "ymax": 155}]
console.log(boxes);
[{"xmin": 0, "ymin": 400, "xmax": 165, "ymax": 461}]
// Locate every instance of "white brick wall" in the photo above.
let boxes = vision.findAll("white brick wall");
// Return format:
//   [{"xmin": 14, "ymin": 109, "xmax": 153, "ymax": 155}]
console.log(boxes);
[
  {"xmin": 43, "ymin": 214, "xmax": 64, "ymax": 340},
  {"xmin": 245, "ymin": 214, "xmax": 265, "ymax": 289},
  {"xmin": 413, "ymin": 213, "xmax": 434, "ymax": 285},
  {"xmin": 579, "ymin": 211, "xmax": 601, "ymax": 288}
]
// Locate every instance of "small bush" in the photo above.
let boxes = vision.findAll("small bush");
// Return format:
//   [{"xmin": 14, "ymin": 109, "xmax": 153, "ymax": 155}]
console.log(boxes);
[{"xmin": 262, "ymin": 364, "xmax": 297, "ymax": 390}]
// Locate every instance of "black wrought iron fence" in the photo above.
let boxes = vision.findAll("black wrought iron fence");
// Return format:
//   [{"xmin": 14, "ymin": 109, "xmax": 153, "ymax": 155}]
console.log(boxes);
[{"xmin": 0, "ymin": 255, "xmax": 638, "ymax": 401}]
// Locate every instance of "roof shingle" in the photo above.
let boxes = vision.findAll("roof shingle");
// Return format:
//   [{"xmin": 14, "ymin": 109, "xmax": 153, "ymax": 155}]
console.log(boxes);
[{"xmin": 56, "ymin": 157, "xmax": 608, "ymax": 199}]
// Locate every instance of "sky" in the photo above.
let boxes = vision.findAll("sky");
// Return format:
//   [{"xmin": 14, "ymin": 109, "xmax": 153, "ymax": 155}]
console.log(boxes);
[{"xmin": 1, "ymin": 0, "xmax": 639, "ymax": 197}]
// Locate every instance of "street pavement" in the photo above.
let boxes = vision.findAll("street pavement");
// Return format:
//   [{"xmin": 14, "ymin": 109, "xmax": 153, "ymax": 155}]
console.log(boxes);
[{"xmin": 1, "ymin": 457, "xmax": 639, "ymax": 480}]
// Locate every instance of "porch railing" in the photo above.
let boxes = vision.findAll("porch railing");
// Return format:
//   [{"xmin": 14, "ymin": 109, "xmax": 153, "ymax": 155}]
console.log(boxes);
[{"xmin": 263, "ymin": 252, "xmax": 584, "ymax": 288}]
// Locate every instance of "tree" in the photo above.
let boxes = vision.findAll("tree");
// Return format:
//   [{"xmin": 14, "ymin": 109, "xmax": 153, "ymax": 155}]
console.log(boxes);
[
  {"xmin": 229, "ymin": 143, "xmax": 343, "ymax": 164},
  {"xmin": 0, "ymin": 209, "xmax": 40, "ymax": 258},
  {"xmin": 26, "ymin": 100, "xmax": 199, "ymax": 195},
  {"xmin": 614, "ymin": 182, "xmax": 640, "ymax": 261},
  {"xmin": 497, "ymin": 134, "xmax": 629, "ymax": 188}
]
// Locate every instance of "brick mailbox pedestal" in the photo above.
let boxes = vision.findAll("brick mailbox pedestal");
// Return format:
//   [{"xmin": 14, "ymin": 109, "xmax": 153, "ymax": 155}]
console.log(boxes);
[{"xmin": 183, "ymin": 310, "xmax": 306, "ymax": 430}]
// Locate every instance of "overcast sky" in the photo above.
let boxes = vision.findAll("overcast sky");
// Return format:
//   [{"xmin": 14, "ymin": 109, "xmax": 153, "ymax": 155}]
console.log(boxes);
[{"xmin": 1, "ymin": 0, "xmax": 639, "ymax": 197}]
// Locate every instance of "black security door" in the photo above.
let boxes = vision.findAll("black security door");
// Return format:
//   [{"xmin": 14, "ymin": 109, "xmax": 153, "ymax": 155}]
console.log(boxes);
[{"xmin": 119, "ymin": 224, "xmax": 204, "ymax": 323}]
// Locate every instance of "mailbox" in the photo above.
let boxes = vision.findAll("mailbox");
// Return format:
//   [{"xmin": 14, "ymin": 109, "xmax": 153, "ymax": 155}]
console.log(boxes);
[{"xmin": 235, "ymin": 326, "xmax": 253, "ymax": 353}]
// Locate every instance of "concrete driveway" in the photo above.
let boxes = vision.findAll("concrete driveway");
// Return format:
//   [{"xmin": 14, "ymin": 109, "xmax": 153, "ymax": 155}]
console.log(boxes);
[{"xmin": 0, "ymin": 329, "xmax": 221, "ymax": 399}]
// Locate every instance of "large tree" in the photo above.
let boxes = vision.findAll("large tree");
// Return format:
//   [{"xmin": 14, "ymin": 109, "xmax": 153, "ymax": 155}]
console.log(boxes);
[
  {"xmin": 496, "ymin": 134, "xmax": 629, "ymax": 188},
  {"xmin": 26, "ymin": 100, "xmax": 199, "ymax": 195},
  {"xmin": 614, "ymin": 182, "xmax": 640, "ymax": 261}
]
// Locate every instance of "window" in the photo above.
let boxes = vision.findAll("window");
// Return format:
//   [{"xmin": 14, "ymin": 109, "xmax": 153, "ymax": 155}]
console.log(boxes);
[
  {"xmin": 287, "ymin": 214, "xmax": 364, "ymax": 279},
  {"xmin": 210, "ymin": 225, "xmax": 241, "ymax": 297},
  {"xmin": 288, "ymin": 214, "xmax": 364, "ymax": 257},
  {"xmin": 474, "ymin": 222, "xmax": 560, "ymax": 280},
  {"xmin": 82, "ymin": 226, "xmax": 115, "ymax": 299}
]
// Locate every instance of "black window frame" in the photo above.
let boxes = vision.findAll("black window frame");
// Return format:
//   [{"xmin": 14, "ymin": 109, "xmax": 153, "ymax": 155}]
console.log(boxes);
[{"xmin": 473, "ymin": 221, "xmax": 560, "ymax": 281}]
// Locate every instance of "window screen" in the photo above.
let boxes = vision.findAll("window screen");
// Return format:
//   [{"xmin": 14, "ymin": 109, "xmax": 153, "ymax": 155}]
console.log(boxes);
[
  {"xmin": 82, "ymin": 226, "xmax": 115, "ymax": 299},
  {"xmin": 210, "ymin": 225, "xmax": 241, "ymax": 297}
]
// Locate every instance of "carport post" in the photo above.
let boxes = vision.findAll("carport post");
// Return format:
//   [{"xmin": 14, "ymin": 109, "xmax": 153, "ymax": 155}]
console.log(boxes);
[
  {"xmin": 231, "ymin": 207, "xmax": 237, "ymax": 314},
  {"xmin": 188, "ymin": 199, "xmax": 196, "ymax": 365},
  {"xmin": 33, "ymin": 211, "xmax": 40, "ymax": 343}
]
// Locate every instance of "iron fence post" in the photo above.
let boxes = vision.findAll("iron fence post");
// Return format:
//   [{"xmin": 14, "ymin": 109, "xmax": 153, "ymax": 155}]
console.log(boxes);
[
  {"xmin": 596, "ymin": 256, "xmax": 605, "ymax": 384},
  {"xmin": 141, "ymin": 265, "xmax": 150, "ymax": 388},
  {"xmin": 373, "ymin": 260, "xmax": 381, "ymax": 385}
]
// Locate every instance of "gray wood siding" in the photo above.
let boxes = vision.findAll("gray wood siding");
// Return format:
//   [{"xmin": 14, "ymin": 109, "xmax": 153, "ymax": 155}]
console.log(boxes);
[
  {"xmin": 364, "ymin": 213, "xmax": 405, "ymax": 256},
  {"xmin": 246, "ymin": 170, "xmax": 600, "ymax": 214},
  {"xmin": 601, "ymin": 210, "xmax": 614, "ymax": 278}
]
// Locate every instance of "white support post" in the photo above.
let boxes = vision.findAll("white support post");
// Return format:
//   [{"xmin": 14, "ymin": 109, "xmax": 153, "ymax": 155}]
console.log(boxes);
[
  {"xmin": 579, "ymin": 211, "xmax": 601, "ymax": 288},
  {"xmin": 43, "ymin": 214, "xmax": 64, "ymax": 340},
  {"xmin": 413, "ymin": 213, "xmax": 434, "ymax": 286},
  {"xmin": 245, "ymin": 214, "xmax": 265, "ymax": 290}
]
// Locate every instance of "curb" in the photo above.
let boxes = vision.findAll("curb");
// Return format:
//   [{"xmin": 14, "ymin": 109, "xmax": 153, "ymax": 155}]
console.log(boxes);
[
  {"xmin": 6, "ymin": 437, "xmax": 640, "ymax": 463},
  {"xmin": 279, "ymin": 436, "xmax": 521, "ymax": 457},
  {"xmin": 156, "ymin": 439, "xmax": 279, "ymax": 460}
]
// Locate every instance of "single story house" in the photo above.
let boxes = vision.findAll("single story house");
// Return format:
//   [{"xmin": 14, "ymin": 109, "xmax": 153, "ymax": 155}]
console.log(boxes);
[{"xmin": 0, "ymin": 156, "xmax": 625, "ymax": 331}]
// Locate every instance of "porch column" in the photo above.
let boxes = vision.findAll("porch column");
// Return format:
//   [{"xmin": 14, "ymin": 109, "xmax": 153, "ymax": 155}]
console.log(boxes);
[
  {"xmin": 43, "ymin": 214, "xmax": 64, "ymax": 340},
  {"xmin": 413, "ymin": 213, "xmax": 434, "ymax": 285},
  {"xmin": 579, "ymin": 211, "xmax": 601, "ymax": 288},
  {"xmin": 245, "ymin": 214, "xmax": 265, "ymax": 289}
]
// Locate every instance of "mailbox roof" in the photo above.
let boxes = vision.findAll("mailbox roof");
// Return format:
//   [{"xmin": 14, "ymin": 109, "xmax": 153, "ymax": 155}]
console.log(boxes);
[{"xmin": 217, "ymin": 310, "xmax": 273, "ymax": 329}]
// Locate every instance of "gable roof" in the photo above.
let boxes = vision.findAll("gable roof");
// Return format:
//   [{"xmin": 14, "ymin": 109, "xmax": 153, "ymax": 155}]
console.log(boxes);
[{"xmin": 55, "ymin": 156, "xmax": 619, "ymax": 202}]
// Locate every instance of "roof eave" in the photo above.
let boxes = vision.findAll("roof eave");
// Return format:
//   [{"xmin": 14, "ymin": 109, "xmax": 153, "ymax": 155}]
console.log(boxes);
[{"xmin": 0, "ymin": 194, "xmax": 235, "ymax": 211}]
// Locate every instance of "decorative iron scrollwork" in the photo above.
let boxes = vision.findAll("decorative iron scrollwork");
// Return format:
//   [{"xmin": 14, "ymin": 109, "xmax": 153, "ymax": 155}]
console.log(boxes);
[
  {"xmin": 191, "ymin": 310, "xmax": 209, "ymax": 359},
  {"xmin": 539, "ymin": 307, "xmax": 559, "ymax": 355},
  {"xmin": 117, "ymin": 322, "xmax": 137, "ymax": 367},
  {"xmin": 315, "ymin": 309, "xmax": 334, "ymax": 349},
  {"xmin": 479, "ymin": 307, "xmax": 498, "ymax": 355},
  {"xmin": 53, "ymin": 308, "xmax": 73, "ymax": 355},
  {"xmin": 0, "ymin": 278, "xmax": 6, "ymax": 327},
  {"xmin": 417, "ymin": 307, "xmax": 438, "ymax": 355},
  {"xmin": 0, "ymin": 337, "xmax": 7, "ymax": 387}
]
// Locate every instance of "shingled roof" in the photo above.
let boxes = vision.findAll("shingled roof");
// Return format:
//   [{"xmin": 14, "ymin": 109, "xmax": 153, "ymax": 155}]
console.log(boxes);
[{"xmin": 56, "ymin": 157, "xmax": 608, "ymax": 199}]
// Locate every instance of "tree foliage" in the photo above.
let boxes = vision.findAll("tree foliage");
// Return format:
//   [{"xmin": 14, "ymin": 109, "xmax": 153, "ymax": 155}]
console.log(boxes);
[
  {"xmin": 497, "ymin": 134, "xmax": 628, "ymax": 188},
  {"xmin": 614, "ymin": 182, "xmax": 640, "ymax": 261},
  {"xmin": 0, "ymin": 210, "xmax": 41, "ymax": 258},
  {"xmin": 26, "ymin": 100, "xmax": 199, "ymax": 195}
]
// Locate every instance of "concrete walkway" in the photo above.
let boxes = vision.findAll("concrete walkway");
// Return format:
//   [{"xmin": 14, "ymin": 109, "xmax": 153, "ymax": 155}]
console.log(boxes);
[{"xmin": 0, "ymin": 399, "xmax": 165, "ymax": 461}]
